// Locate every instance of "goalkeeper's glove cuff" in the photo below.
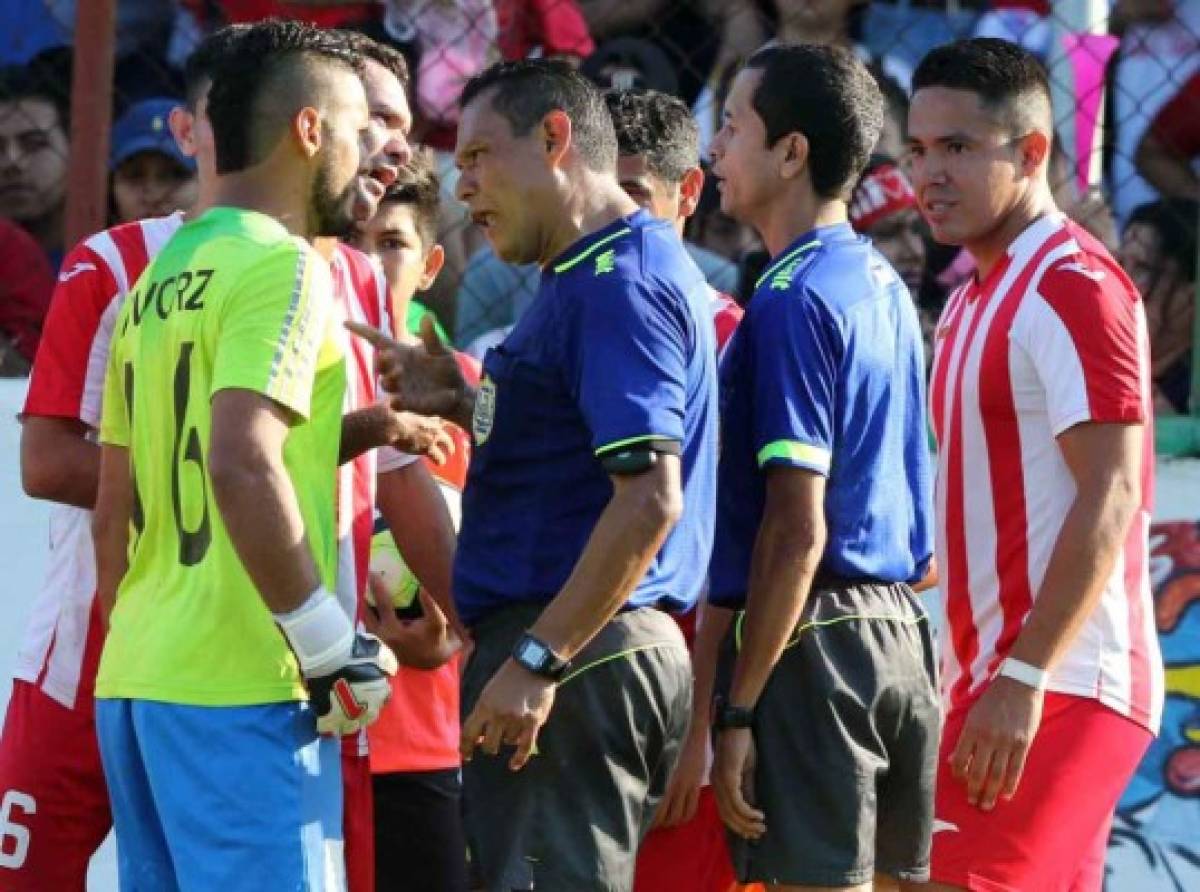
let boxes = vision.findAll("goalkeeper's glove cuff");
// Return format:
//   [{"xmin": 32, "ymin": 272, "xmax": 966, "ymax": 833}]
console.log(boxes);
[{"xmin": 273, "ymin": 586, "xmax": 354, "ymax": 678}]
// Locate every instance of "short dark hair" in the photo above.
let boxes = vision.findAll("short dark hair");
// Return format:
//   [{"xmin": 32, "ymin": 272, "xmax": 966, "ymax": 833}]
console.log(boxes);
[
  {"xmin": 206, "ymin": 19, "xmax": 361, "ymax": 174},
  {"xmin": 380, "ymin": 148, "xmax": 440, "ymax": 247},
  {"xmin": 183, "ymin": 24, "xmax": 249, "ymax": 111},
  {"xmin": 0, "ymin": 59, "xmax": 70, "ymax": 134},
  {"xmin": 912, "ymin": 38, "xmax": 1052, "ymax": 135},
  {"xmin": 604, "ymin": 88, "xmax": 698, "ymax": 184},
  {"xmin": 744, "ymin": 44, "xmax": 883, "ymax": 200},
  {"xmin": 1127, "ymin": 198, "xmax": 1199, "ymax": 284},
  {"xmin": 460, "ymin": 59, "xmax": 617, "ymax": 172},
  {"xmin": 339, "ymin": 30, "xmax": 409, "ymax": 88}
]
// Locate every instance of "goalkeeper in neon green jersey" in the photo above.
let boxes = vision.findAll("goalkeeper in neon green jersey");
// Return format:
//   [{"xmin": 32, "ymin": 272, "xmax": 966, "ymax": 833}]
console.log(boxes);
[{"xmin": 90, "ymin": 21, "xmax": 395, "ymax": 890}]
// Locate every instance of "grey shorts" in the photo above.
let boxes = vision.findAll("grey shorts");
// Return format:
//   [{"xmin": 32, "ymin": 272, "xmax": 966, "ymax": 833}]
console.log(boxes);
[
  {"xmin": 462, "ymin": 603, "xmax": 692, "ymax": 892},
  {"xmin": 715, "ymin": 581, "xmax": 940, "ymax": 887}
]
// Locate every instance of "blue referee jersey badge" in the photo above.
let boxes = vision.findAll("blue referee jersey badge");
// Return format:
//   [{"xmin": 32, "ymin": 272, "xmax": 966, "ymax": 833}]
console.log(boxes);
[{"xmin": 474, "ymin": 375, "xmax": 496, "ymax": 444}]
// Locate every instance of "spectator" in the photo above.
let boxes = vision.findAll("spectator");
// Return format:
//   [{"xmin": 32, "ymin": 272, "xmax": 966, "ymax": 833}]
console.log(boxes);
[
  {"xmin": 860, "ymin": 0, "xmax": 979, "ymax": 74},
  {"xmin": 1136, "ymin": 67, "xmax": 1200, "ymax": 201},
  {"xmin": 849, "ymin": 156, "xmax": 927, "ymax": 297},
  {"xmin": 576, "ymin": 0, "xmax": 719, "ymax": 104},
  {"xmin": 1118, "ymin": 198, "xmax": 1199, "ymax": 414},
  {"xmin": 109, "ymin": 98, "xmax": 198, "ymax": 225},
  {"xmin": 0, "ymin": 216, "xmax": 53, "ymax": 375},
  {"xmin": 0, "ymin": 62, "xmax": 69, "ymax": 268},
  {"xmin": 975, "ymin": 1, "xmax": 1052, "ymax": 58},
  {"xmin": 582, "ymin": 36, "xmax": 679, "ymax": 95},
  {"xmin": 697, "ymin": 0, "xmax": 910, "ymax": 159},
  {"xmin": 1110, "ymin": 0, "xmax": 1200, "ymax": 225},
  {"xmin": 850, "ymin": 155, "xmax": 939, "ymax": 367},
  {"xmin": 454, "ymin": 246, "xmax": 538, "ymax": 355},
  {"xmin": 872, "ymin": 63, "xmax": 909, "ymax": 158},
  {"xmin": 496, "ymin": 0, "xmax": 595, "ymax": 62},
  {"xmin": 184, "ymin": 0, "xmax": 379, "ymax": 29}
]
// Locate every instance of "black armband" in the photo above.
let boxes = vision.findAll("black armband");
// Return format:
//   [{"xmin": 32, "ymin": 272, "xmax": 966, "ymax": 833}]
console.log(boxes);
[{"xmin": 597, "ymin": 437, "xmax": 681, "ymax": 475}]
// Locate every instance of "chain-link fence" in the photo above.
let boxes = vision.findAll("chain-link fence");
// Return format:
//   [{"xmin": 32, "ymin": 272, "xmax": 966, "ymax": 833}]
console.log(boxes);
[{"xmin": 1, "ymin": 0, "xmax": 1198, "ymax": 428}]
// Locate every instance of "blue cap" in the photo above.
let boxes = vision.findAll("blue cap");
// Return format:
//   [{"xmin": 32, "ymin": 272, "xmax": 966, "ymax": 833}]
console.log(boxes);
[{"xmin": 110, "ymin": 98, "xmax": 195, "ymax": 173}]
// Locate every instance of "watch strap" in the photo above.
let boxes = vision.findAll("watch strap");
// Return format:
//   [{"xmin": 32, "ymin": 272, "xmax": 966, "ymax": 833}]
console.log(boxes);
[{"xmin": 714, "ymin": 702, "xmax": 755, "ymax": 731}]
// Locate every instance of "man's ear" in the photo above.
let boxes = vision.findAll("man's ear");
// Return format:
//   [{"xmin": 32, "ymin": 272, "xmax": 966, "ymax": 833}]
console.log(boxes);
[
  {"xmin": 542, "ymin": 110, "xmax": 572, "ymax": 168},
  {"xmin": 419, "ymin": 243, "xmax": 446, "ymax": 291},
  {"xmin": 678, "ymin": 166, "xmax": 704, "ymax": 219},
  {"xmin": 1019, "ymin": 130, "xmax": 1051, "ymax": 178},
  {"xmin": 293, "ymin": 106, "xmax": 322, "ymax": 159},
  {"xmin": 779, "ymin": 132, "xmax": 809, "ymax": 181},
  {"xmin": 168, "ymin": 107, "xmax": 197, "ymax": 158}
]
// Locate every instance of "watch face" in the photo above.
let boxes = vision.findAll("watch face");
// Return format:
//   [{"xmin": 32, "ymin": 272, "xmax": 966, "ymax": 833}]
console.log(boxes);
[{"xmin": 517, "ymin": 639, "xmax": 544, "ymax": 667}]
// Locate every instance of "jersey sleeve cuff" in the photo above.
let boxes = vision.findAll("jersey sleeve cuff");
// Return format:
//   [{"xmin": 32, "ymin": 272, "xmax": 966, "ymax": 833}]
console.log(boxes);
[
  {"xmin": 377, "ymin": 445, "xmax": 419, "ymax": 474},
  {"xmin": 756, "ymin": 439, "xmax": 831, "ymax": 474},
  {"xmin": 1050, "ymin": 403, "xmax": 1144, "ymax": 438}
]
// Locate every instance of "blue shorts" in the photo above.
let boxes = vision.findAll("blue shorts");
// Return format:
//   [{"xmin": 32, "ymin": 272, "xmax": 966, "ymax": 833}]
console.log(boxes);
[{"xmin": 95, "ymin": 698, "xmax": 344, "ymax": 892}]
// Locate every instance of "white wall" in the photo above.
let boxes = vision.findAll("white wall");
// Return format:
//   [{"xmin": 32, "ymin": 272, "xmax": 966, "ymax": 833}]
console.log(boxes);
[{"xmin": 0, "ymin": 380, "xmax": 116, "ymax": 889}]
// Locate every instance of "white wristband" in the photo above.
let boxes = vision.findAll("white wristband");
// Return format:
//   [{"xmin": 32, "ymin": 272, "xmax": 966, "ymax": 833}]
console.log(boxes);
[
  {"xmin": 273, "ymin": 586, "xmax": 354, "ymax": 678},
  {"xmin": 997, "ymin": 657, "xmax": 1050, "ymax": 691}
]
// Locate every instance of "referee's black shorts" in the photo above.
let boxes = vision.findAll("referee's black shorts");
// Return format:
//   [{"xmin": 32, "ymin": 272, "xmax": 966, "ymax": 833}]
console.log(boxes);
[
  {"xmin": 715, "ymin": 580, "xmax": 940, "ymax": 887},
  {"xmin": 461, "ymin": 602, "xmax": 692, "ymax": 892}
]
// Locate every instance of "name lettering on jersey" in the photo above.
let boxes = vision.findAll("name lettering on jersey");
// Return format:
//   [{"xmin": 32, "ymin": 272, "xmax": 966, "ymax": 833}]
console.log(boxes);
[
  {"xmin": 124, "ymin": 269, "xmax": 215, "ymax": 332},
  {"xmin": 594, "ymin": 249, "xmax": 616, "ymax": 276},
  {"xmin": 58, "ymin": 261, "xmax": 96, "ymax": 282}
]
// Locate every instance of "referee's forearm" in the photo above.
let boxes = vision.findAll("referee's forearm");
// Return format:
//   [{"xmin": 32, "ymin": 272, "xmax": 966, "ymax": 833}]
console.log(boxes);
[
  {"xmin": 729, "ymin": 511, "xmax": 825, "ymax": 709},
  {"xmin": 530, "ymin": 459, "xmax": 682, "ymax": 660}
]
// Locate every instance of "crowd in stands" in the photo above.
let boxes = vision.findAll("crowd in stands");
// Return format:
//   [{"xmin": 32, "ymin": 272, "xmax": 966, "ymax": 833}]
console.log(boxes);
[{"xmin": 0, "ymin": 0, "xmax": 1198, "ymax": 415}]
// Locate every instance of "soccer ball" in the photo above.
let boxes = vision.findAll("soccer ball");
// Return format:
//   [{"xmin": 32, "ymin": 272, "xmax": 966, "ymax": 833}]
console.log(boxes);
[
  {"xmin": 368, "ymin": 531, "xmax": 420, "ymax": 610},
  {"xmin": 366, "ymin": 481, "xmax": 462, "ymax": 610}
]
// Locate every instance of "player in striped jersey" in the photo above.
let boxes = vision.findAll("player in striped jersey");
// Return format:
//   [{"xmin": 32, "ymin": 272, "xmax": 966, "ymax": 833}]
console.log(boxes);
[
  {"xmin": 0, "ymin": 31, "xmax": 235, "ymax": 890},
  {"xmin": 908, "ymin": 38, "xmax": 1163, "ymax": 892},
  {"xmin": 314, "ymin": 32, "xmax": 463, "ymax": 892}
]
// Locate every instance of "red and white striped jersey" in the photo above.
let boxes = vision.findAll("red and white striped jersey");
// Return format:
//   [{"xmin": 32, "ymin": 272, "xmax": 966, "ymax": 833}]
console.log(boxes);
[
  {"xmin": 331, "ymin": 243, "xmax": 418, "ymax": 761},
  {"xmin": 330, "ymin": 242, "xmax": 416, "ymax": 624},
  {"xmin": 929, "ymin": 213, "xmax": 1163, "ymax": 733},
  {"xmin": 17, "ymin": 213, "xmax": 184, "ymax": 712}
]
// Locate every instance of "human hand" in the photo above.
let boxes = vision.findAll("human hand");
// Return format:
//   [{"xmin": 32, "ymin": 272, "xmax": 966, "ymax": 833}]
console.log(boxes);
[
  {"xmin": 653, "ymin": 722, "xmax": 708, "ymax": 829},
  {"xmin": 385, "ymin": 409, "xmax": 455, "ymax": 464},
  {"xmin": 460, "ymin": 658, "xmax": 556, "ymax": 771},
  {"xmin": 364, "ymin": 574, "xmax": 462, "ymax": 670},
  {"xmin": 712, "ymin": 727, "xmax": 765, "ymax": 839},
  {"xmin": 950, "ymin": 674, "xmax": 1045, "ymax": 811},
  {"xmin": 347, "ymin": 317, "xmax": 470, "ymax": 422}
]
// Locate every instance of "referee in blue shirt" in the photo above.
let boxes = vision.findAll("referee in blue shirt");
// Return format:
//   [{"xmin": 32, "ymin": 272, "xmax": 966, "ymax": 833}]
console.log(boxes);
[
  {"xmin": 706, "ymin": 45, "xmax": 938, "ymax": 890},
  {"xmin": 354, "ymin": 60, "xmax": 718, "ymax": 891}
]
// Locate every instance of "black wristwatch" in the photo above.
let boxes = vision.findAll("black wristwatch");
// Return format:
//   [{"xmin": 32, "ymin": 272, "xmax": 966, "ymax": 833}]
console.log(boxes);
[
  {"xmin": 511, "ymin": 632, "xmax": 570, "ymax": 682},
  {"xmin": 713, "ymin": 699, "xmax": 755, "ymax": 732}
]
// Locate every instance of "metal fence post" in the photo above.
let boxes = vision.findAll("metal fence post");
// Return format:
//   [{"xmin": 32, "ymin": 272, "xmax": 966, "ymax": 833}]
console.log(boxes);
[{"xmin": 64, "ymin": 0, "xmax": 116, "ymax": 248}]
